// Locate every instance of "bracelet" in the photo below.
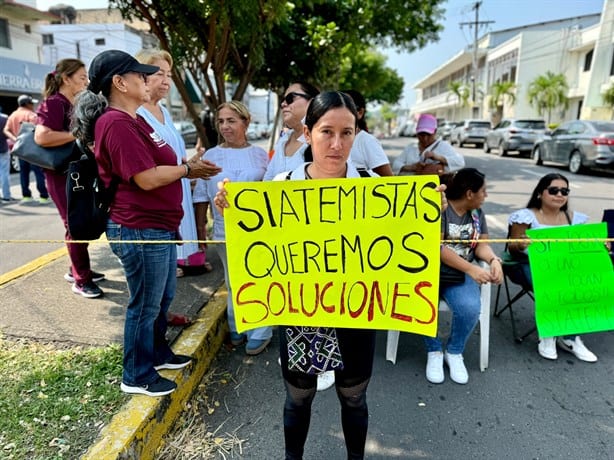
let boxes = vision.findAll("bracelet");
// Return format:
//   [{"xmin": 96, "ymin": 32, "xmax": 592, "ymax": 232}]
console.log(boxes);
[
  {"xmin": 489, "ymin": 256, "xmax": 502, "ymax": 264},
  {"xmin": 182, "ymin": 163, "xmax": 190, "ymax": 178}
]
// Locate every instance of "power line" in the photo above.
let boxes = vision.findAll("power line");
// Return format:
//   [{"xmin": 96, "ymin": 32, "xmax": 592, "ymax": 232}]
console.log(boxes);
[{"xmin": 459, "ymin": 1, "xmax": 494, "ymax": 116}]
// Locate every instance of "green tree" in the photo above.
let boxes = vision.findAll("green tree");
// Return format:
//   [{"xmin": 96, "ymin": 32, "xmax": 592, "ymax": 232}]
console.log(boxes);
[
  {"xmin": 251, "ymin": 0, "xmax": 444, "ymax": 93},
  {"xmin": 489, "ymin": 81, "xmax": 516, "ymax": 123},
  {"xmin": 112, "ymin": 0, "xmax": 287, "ymax": 142},
  {"xmin": 603, "ymin": 83, "xmax": 614, "ymax": 117},
  {"xmin": 379, "ymin": 103, "xmax": 397, "ymax": 137},
  {"xmin": 447, "ymin": 80, "xmax": 469, "ymax": 121},
  {"xmin": 337, "ymin": 48, "xmax": 404, "ymax": 104},
  {"xmin": 527, "ymin": 71, "xmax": 569, "ymax": 125}
]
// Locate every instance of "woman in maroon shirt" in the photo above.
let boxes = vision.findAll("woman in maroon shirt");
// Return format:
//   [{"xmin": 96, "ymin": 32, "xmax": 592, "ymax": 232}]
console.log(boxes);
[{"xmin": 34, "ymin": 58, "xmax": 105, "ymax": 298}]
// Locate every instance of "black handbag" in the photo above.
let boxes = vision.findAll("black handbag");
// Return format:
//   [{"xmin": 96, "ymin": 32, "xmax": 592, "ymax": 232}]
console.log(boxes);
[
  {"xmin": 440, "ymin": 263, "xmax": 465, "ymax": 285},
  {"xmin": 11, "ymin": 122, "xmax": 78, "ymax": 172},
  {"xmin": 66, "ymin": 141, "xmax": 116, "ymax": 240}
]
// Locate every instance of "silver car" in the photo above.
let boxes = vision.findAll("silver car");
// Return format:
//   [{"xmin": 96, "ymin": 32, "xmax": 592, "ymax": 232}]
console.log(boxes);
[
  {"xmin": 484, "ymin": 118, "xmax": 546, "ymax": 157},
  {"xmin": 532, "ymin": 120, "xmax": 614, "ymax": 174},
  {"xmin": 450, "ymin": 119, "xmax": 491, "ymax": 148}
]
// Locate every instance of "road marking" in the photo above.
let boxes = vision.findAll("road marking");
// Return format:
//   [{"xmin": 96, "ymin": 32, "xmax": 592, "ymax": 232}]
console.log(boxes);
[
  {"xmin": 486, "ymin": 215, "xmax": 507, "ymax": 232},
  {"xmin": 520, "ymin": 168, "xmax": 543, "ymax": 177}
]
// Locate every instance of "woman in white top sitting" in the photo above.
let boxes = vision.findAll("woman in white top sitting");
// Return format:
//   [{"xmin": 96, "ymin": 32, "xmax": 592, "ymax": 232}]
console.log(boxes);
[
  {"xmin": 508, "ymin": 173, "xmax": 597, "ymax": 363},
  {"xmin": 263, "ymin": 82, "xmax": 319, "ymax": 181}
]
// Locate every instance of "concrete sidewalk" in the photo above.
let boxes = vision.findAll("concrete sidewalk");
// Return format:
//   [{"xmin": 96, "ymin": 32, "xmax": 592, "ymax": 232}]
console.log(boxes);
[{"xmin": 0, "ymin": 242, "xmax": 229, "ymax": 459}]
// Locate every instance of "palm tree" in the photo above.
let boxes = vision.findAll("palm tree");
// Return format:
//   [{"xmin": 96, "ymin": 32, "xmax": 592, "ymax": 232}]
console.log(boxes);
[
  {"xmin": 603, "ymin": 83, "xmax": 614, "ymax": 118},
  {"xmin": 489, "ymin": 81, "xmax": 516, "ymax": 124},
  {"xmin": 447, "ymin": 80, "xmax": 469, "ymax": 121},
  {"xmin": 527, "ymin": 72, "xmax": 569, "ymax": 125}
]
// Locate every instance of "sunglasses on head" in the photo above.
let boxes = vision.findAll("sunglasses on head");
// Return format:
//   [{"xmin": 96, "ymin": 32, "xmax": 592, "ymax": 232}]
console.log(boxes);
[
  {"xmin": 282, "ymin": 92, "xmax": 310, "ymax": 106},
  {"xmin": 546, "ymin": 186, "xmax": 570, "ymax": 196}
]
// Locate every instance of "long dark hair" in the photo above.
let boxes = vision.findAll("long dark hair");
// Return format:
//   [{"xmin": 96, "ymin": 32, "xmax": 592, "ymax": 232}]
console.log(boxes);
[
  {"xmin": 444, "ymin": 168, "xmax": 486, "ymax": 200},
  {"xmin": 303, "ymin": 91, "xmax": 358, "ymax": 162},
  {"xmin": 292, "ymin": 81, "xmax": 320, "ymax": 100},
  {"xmin": 526, "ymin": 173, "xmax": 569, "ymax": 211},
  {"xmin": 342, "ymin": 89, "xmax": 368, "ymax": 132}
]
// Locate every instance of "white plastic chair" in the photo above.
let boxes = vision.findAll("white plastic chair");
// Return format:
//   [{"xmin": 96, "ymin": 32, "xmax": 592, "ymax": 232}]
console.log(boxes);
[{"xmin": 385, "ymin": 261, "xmax": 491, "ymax": 372}]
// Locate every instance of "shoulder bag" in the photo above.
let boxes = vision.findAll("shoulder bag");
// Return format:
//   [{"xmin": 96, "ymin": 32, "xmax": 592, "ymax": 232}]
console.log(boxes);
[{"xmin": 11, "ymin": 122, "xmax": 77, "ymax": 173}]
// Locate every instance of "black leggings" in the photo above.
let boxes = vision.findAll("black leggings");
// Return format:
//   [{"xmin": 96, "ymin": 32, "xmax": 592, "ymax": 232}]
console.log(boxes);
[{"xmin": 279, "ymin": 327, "xmax": 376, "ymax": 460}]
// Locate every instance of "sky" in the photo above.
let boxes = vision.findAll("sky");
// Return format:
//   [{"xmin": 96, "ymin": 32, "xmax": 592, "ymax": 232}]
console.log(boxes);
[{"xmin": 37, "ymin": 0, "xmax": 604, "ymax": 107}]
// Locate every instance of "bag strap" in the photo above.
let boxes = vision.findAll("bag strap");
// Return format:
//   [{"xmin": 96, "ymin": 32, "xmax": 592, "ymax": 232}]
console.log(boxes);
[
  {"xmin": 470, "ymin": 209, "xmax": 481, "ymax": 249},
  {"xmin": 564, "ymin": 210, "xmax": 572, "ymax": 224}
]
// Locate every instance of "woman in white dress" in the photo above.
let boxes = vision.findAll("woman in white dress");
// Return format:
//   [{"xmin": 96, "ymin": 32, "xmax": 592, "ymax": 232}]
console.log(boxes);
[{"xmin": 136, "ymin": 49, "xmax": 221, "ymax": 324}]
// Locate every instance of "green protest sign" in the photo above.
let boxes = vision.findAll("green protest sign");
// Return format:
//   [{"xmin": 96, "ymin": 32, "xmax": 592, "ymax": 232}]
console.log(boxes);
[{"xmin": 527, "ymin": 223, "xmax": 614, "ymax": 337}]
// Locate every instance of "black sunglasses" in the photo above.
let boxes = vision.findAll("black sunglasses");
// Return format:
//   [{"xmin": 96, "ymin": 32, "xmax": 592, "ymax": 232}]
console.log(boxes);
[
  {"xmin": 282, "ymin": 92, "xmax": 310, "ymax": 106},
  {"xmin": 546, "ymin": 186, "xmax": 570, "ymax": 196}
]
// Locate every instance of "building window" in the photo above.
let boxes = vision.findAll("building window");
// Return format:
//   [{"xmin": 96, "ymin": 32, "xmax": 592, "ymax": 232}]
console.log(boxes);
[
  {"xmin": 0, "ymin": 18, "xmax": 10, "ymax": 48},
  {"xmin": 583, "ymin": 49, "xmax": 593, "ymax": 72},
  {"xmin": 95, "ymin": 38, "xmax": 105, "ymax": 46},
  {"xmin": 24, "ymin": 24, "xmax": 31, "ymax": 34},
  {"xmin": 42, "ymin": 34, "xmax": 54, "ymax": 45},
  {"xmin": 610, "ymin": 49, "xmax": 614, "ymax": 76}
]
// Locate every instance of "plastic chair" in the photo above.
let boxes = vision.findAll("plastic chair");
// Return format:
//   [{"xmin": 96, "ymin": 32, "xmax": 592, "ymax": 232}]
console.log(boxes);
[{"xmin": 385, "ymin": 261, "xmax": 491, "ymax": 372}]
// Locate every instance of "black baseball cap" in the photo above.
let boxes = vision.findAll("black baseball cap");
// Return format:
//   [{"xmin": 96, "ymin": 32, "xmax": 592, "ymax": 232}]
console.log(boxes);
[{"xmin": 88, "ymin": 49, "xmax": 159, "ymax": 94}]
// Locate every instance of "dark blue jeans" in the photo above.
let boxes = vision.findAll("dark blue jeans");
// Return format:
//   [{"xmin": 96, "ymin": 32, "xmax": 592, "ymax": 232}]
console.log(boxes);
[
  {"xmin": 19, "ymin": 159, "xmax": 48, "ymax": 198},
  {"xmin": 106, "ymin": 221, "xmax": 177, "ymax": 386}
]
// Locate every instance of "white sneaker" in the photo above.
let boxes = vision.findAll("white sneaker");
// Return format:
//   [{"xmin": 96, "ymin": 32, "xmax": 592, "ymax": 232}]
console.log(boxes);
[
  {"xmin": 316, "ymin": 371, "xmax": 335, "ymax": 391},
  {"xmin": 444, "ymin": 352, "xmax": 468, "ymax": 384},
  {"xmin": 538, "ymin": 337, "xmax": 557, "ymax": 360},
  {"xmin": 557, "ymin": 337, "xmax": 598, "ymax": 363},
  {"xmin": 426, "ymin": 351, "xmax": 444, "ymax": 384}
]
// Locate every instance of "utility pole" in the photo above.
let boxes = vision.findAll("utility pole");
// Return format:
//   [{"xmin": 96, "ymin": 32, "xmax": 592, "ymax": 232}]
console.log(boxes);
[{"xmin": 460, "ymin": 1, "xmax": 494, "ymax": 117}]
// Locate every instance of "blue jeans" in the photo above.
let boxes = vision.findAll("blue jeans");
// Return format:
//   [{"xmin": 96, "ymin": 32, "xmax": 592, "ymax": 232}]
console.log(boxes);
[
  {"xmin": 215, "ymin": 243, "xmax": 272, "ymax": 342},
  {"xmin": 424, "ymin": 274, "xmax": 481, "ymax": 355},
  {"xmin": 106, "ymin": 221, "xmax": 176, "ymax": 386},
  {"xmin": 0, "ymin": 151, "xmax": 10, "ymax": 199},
  {"xmin": 19, "ymin": 159, "xmax": 48, "ymax": 198}
]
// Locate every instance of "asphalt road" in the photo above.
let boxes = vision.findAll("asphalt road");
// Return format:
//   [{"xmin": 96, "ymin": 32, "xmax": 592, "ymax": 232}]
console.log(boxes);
[{"xmin": 162, "ymin": 137, "xmax": 614, "ymax": 460}]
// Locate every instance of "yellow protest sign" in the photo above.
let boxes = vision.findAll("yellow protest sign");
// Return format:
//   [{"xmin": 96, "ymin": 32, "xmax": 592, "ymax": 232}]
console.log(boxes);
[{"xmin": 223, "ymin": 176, "xmax": 442, "ymax": 336}]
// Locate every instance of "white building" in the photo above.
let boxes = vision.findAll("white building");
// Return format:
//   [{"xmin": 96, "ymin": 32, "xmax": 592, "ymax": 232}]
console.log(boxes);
[
  {"xmin": 412, "ymin": 2, "xmax": 614, "ymax": 124},
  {"xmin": 38, "ymin": 23, "xmax": 145, "ymax": 68}
]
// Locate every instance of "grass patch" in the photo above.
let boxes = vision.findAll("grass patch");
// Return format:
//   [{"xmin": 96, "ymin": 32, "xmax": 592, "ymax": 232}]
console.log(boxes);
[{"xmin": 0, "ymin": 336, "xmax": 128, "ymax": 459}]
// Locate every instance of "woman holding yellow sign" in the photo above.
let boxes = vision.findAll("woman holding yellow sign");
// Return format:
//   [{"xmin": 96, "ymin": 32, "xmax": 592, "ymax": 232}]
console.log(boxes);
[{"xmin": 216, "ymin": 91, "xmax": 376, "ymax": 460}]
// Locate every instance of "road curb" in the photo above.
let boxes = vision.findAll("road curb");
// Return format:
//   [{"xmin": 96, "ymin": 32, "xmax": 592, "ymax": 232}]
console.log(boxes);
[
  {"xmin": 82, "ymin": 286, "xmax": 229, "ymax": 460},
  {"xmin": 0, "ymin": 247, "xmax": 67, "ymax": 287}
]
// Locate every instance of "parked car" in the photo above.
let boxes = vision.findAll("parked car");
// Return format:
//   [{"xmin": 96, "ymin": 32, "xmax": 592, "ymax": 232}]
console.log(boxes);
[
  {"xmin": 439, "ymin": 121, "xmax": 460, "ymax": 141},
  {"xmin": 173, "ymin": 121, "xmax": 198, "ymax": 147},
  {"xmin": 484, "ymin": 118, "xmax": 546, "ymax": 157},
  {"xmin": 397, "ymin": 121, "xmax": 417, "ymax": 137},
  {"xmin": 449, "ymin": 120, "xmax": 491, "ymax": 148},
  {"xmin": 532, "ymin": 119, "xmax": 614, "ymax": 174}
]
